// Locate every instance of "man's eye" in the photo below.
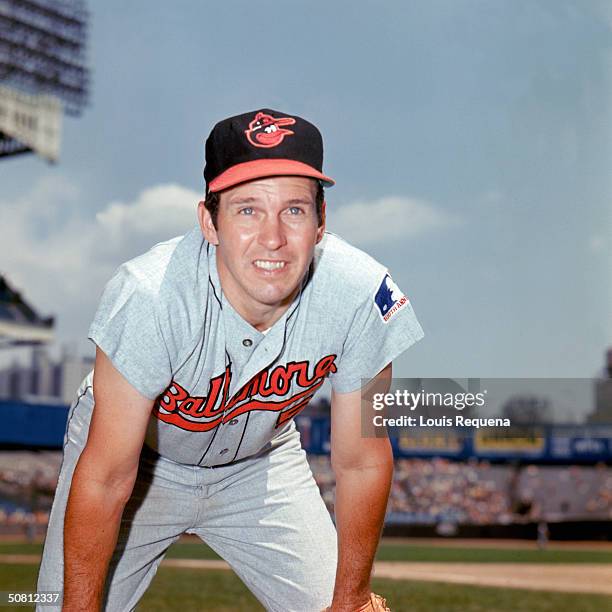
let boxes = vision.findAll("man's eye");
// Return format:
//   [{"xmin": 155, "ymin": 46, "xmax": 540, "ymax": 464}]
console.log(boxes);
[
  {"xmin": 239, "ymin": 207, "xmax": 254, "ymax": 215},
  {"xmin": 288, "ymin": 206, "xmax": 303, "ymax": 215}
]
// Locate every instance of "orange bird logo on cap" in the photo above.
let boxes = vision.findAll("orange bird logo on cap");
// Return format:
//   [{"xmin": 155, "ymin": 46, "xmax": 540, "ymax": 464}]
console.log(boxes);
[{"xmin": 245, "ymin": 112, "xmax": 296, "ymax": 148}]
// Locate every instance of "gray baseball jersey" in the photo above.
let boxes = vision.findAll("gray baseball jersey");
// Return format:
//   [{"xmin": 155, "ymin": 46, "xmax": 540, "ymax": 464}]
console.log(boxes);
[{"xmin": 87, "ymin": 226, "xmax": 424, "ymax": 466}]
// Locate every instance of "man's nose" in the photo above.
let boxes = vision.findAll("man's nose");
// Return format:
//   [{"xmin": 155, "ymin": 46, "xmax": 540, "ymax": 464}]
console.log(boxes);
[{"xmin": 258, "ymin": 216, "xmax": 287, "ymax": 250}]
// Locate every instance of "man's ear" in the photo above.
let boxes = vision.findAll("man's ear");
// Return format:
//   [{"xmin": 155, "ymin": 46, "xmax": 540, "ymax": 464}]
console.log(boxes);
[
  {"xmin": 316, "ymin": 200, "xmax": 326, "ymax": 243},
  {"xmin": 198, "ymin": 200, "xmax": 219, "ymax": 245}
]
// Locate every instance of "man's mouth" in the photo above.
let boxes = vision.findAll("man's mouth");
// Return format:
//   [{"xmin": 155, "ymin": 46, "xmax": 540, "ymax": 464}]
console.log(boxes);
[{"xmin": 253, "ymin": 260, "xmax": 286, "ymax": 271}]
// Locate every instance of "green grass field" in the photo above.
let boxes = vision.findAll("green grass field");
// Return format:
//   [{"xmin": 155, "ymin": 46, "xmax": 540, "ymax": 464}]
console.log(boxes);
[
  {"xmin": 1, "ymin": 564, "xmax": 611, "ymax": 611},
  {"xmin": 2, "ymin": 540, "xmax": 612, "ymax": 610},
  {"xmin": 1, "ymin": 540, "xmax": 612, "ymax": 564}
]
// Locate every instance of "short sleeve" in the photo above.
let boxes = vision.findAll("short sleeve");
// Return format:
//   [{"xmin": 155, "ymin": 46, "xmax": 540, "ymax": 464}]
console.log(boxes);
[
  {"xmin": 330, "ymin": 272, "xmax": 424, "ymax": 394},
  {"xmin": 88, "ymin": 265, "xmax": 172, "ymax": 400}
]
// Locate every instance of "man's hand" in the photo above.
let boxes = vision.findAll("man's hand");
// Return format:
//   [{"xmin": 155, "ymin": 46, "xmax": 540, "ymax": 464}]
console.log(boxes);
[
  {"xmin": 323, "ymin": 592, "xmax": 391, "ymax": 612},
  {"xmin": 62, "ymin": 347, "xmax": 155, "ymax": 611},
  {"xmin": 328, "ymin": 364, "xmax": 394, "ymax": 612}
]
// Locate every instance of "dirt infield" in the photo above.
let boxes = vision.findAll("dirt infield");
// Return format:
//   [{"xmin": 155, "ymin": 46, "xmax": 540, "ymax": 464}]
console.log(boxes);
[
  {"xmin": 2, "ymin": 554, "xmax": 611, "ymax": 596},
  {"xmin": 166, "ymin": 559, "xmax": 612, "ymax": 596},
  {"xmin": 373, "ymin": 561, "xmax": 612, "ymax": 595}
]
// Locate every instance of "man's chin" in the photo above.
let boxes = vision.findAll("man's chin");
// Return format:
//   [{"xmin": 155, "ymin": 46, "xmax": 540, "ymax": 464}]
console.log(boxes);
[
  {"xmin": 255, "ymin": 292, "xmax": 295, "ymax": 308},
  {"xmin": 252, "ymin": 285, "xmax": 300, "ymax": 308}
]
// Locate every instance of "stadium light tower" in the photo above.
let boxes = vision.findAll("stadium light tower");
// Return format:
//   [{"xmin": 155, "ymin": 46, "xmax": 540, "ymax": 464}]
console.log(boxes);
[
  {"xmin": 0, "ymin": 0, "xmax": 89, "ymax": 162},
  {"xmin": 0, "ymin": 1, "xmax": 89, "ymax": 346}
]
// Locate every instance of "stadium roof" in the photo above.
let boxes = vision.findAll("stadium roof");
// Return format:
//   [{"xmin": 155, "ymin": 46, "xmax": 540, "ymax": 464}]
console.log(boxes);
[{"xmin": 0, "ymin": 275, "xmax": 54, "ymax": 346}]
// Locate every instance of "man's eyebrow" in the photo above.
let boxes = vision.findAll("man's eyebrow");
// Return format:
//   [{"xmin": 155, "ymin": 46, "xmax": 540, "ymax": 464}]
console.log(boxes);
[
  {"xmin": 285, "ymin": 198, "xmax": 315, "ymax": 205},
  {"xmin": 226, "ymin": 196, "xmax": 315, "ymax": 206},
  {"xmin": 227, "ymin": 196, "xmax": 258, "ymax": 205}
]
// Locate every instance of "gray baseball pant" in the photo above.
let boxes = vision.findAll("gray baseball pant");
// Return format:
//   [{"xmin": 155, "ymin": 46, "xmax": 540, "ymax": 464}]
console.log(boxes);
[{"xmin": 36, "ymin": 384, "xmax": 337, "ymax": 611}]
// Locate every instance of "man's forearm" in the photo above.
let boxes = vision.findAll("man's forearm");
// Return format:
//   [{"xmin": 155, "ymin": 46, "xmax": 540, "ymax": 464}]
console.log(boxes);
[
  {"xmin": 63, "ymin": 457, "xmax": 134, "ymax": 611},
  {"xmin": 331, "ymin": 453, "xmax": 393, "ymax": 610}
]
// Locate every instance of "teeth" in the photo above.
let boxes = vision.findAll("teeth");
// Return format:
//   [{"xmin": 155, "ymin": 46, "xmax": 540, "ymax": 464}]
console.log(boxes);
[
  {"xmin": 254, "ymin": 260, "xmax": 285, "ymax": 270},
  {"xmin": 264, "ymin": 125, "xmax": 278, "ymax": 133}
]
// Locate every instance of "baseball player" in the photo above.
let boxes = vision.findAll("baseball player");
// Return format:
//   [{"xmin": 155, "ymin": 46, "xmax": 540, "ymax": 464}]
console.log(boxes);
[{"xmin": 36, "ymin": 109, "xmax": 424, "ymax": 611}]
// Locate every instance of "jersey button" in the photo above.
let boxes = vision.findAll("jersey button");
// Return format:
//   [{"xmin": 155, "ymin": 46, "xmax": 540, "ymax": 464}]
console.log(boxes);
[
  {"xmin": 219, "ymin": 448, "xmax": 229, "ymax": 455},
  {"xmin": 242, "ymin": 338, "xmax": 253, "ymax": 347},
  {"xmin": 229, "ymin": 419, "xmax": 239, "ymax": 425}
]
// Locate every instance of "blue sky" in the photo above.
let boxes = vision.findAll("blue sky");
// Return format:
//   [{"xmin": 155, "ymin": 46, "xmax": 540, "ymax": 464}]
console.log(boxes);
[{"xmin": 1, "ymin": 0, "xmax": 611, "ymax": 380}]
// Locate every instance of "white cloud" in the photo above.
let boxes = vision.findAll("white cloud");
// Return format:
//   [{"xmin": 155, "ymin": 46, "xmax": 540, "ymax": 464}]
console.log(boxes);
[
  {"xmin": 0, "ymin": 177, "xmax": 200, "ymax": 345},
  {"xmin": 327, "ymin": 196, "xmax": 459, "ymax": 245},
  {"xmin": 93, "ymin": 184, "xmax": 200, "ymax": 261},
  {"xmin": 97, "ymin": 185, "xmax": 197, "ymax": 241}
]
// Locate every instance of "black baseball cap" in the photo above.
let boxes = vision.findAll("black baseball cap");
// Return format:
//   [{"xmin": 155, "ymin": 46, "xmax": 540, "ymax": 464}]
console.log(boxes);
[{"xmin": 204, "ymin": 109, "xmax": 335, "ymax": 193}]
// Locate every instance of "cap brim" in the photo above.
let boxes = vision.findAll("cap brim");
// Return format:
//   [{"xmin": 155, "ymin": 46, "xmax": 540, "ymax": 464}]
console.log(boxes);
[{"xmin": 208, "ymin": 159, "xmax": 335, "ymax": 193}]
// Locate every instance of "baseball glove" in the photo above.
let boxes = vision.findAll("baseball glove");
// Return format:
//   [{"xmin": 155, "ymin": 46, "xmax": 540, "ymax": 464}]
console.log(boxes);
[{"xmin": 323, "ymin": 593, "xmax": 391, "ymax": 611}]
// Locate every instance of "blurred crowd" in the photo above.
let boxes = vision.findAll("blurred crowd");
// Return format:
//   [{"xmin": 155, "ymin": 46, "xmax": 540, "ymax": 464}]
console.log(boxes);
[
  {"xmin": 1, "ymin": 451, "xmax": 611, "ymax": 532},
  {"xmin": 308, "ymin": 455, "xmax": 612, "ymax": 525},
  {"xmin": 516, "ymin": 463, "xmax": 612, "ymax": 521},
  {"xmin": 0, "ymin": 451, "xmax": 61, "ymax": 533}
]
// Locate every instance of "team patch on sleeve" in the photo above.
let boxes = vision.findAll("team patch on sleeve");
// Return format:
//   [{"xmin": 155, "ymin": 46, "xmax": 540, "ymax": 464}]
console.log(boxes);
[{"xmin": 374, "ymin": 273, "xmax": 409, "ymax": 323}]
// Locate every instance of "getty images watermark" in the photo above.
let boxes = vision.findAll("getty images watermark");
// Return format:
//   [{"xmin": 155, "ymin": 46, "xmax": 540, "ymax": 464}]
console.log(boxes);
[
  {"xmin": 360, "ymin": 378, "xmax": 596, "ymax": 437},
  {"xmin": 370, "ymin": 386, "xmax": 501, "ymax": 428}
]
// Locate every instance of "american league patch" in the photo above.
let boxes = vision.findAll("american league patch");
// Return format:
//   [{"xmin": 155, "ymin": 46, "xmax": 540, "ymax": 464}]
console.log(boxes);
[{"xmin": 374, "ymin": 273, "xmax": 408, "ymax": 323}]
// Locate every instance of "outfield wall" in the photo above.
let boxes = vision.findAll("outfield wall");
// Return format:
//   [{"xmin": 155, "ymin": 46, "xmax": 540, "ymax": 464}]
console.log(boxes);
[
  {"xmin": 296, "ymin": 416, "xmax": 612, "ymax": 465},
  {"xmin": 382, "ymin": 520, "xmax": 612, "ymax": 541},
  {"xmin": 1, "ymin": 401, "xmax": 611, "ymax": 464}
]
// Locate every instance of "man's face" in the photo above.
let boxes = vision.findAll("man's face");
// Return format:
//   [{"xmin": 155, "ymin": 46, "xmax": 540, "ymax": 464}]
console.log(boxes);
[{"xmin": 199, "ymin": 176, "xmax": 325, "ymax": 324}]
